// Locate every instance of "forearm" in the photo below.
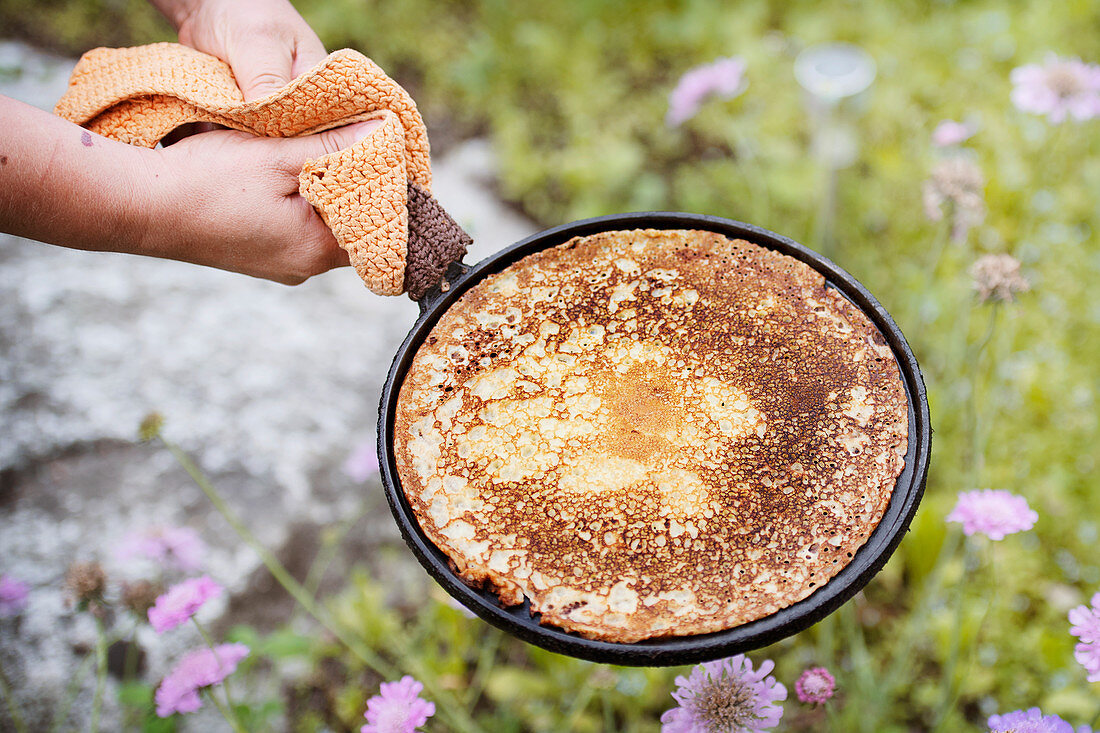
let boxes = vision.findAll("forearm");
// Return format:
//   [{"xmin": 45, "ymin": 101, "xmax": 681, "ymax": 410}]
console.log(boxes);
[{"xmin": 0, "ymin": 95, "xmax": 165, "ymax": 257}]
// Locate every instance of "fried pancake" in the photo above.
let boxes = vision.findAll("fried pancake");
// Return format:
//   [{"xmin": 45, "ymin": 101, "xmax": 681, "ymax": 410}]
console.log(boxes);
[{"xmin": 393, "ymin": 229, "xmax": 908, "ymax": 642}]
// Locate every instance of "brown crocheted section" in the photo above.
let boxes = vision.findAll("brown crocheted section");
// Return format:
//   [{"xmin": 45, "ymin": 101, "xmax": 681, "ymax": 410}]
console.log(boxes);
[
  {"xmin": 405, "ymin": 183, "xmax": 473, "ymax": 301},
  {"xmin": 53, "ymin": 42, "xmax": 475, "ymax": 295}
]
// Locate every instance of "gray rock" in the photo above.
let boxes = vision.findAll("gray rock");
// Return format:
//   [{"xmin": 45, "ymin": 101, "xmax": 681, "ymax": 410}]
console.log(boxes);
[{"xmin": 0, "ymin": 40, "xmax": 537, "ymax": 730}]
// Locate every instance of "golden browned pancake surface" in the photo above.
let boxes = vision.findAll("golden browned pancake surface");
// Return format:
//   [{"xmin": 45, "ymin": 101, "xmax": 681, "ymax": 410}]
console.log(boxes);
[{"xmin": 394, "ymin": 229, "xmax": 908, "ymax": 642}]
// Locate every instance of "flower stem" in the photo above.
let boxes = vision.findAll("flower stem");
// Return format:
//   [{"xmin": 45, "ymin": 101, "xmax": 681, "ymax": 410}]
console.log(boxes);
[
  {"xmin": 0, "ymin": 663, "xmax": 28, "ymax": 733},
  {"xmin": 465, "ymin": 627, "xmax": 503, "ymax": 707},
  {"xmin": 880, "ymin": 528, "xmax": 961, "ymax": 699},
  {"xmin": 191, "ymin": 617, "xmax": 245, "ymax": 724},
  {"xmin": 123, "ymin": 628, "xmax": 139, "ymax": 682},
  {"xmin": 839, "ymin": 602, "xmax": 876, "ymax": 733},
  {"xmin": 192, "ymin": 617, "xmax": 218, "ymax": 650},
  {"xmin": 90, "ymin": 616, "xmax": 107, "ymax": 733},
  {"xmin": 204, "ymin": 687, "xmax": 248, "ymax": 733},
  {"xmin": 49, "ymin": 654, "xmax": 93, "ymax": 733},
  {"xmin": 160, "ymin": 436, "xmax": 484, "ymax": 733},
  {"xmin": 562, "ymin": 667, "xmax": 600, "ymax": 729},
  {"xmin": 601, "ymin": 688, "xmax": 615, "ymax": 731},
  {"xmin": 728, "ymin": 128, "xmax": 773, "ymax": 225},
  {"xmin": 968, "ymin": 304, "xmax": 999, "ymax": 489},
  {"xmin": 815, "ymin": 162, "xmax": 839, "ymax": 258},
  {"xmin": 930, "ymin": 539, "xmax": 973, "ymax": 732},
  {"xmin": 924, "ymin": 218, "xmax": 951, "ymax": 284},
  {"xmin": 292, "ymin": 502, "xmax": 367, "ymax": 627}
]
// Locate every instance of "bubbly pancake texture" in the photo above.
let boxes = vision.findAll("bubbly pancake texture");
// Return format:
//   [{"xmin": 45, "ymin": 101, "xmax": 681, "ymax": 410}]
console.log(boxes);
[{"xmin": 394, "ymin": 229, "xmax": 908, "ymax": 642}]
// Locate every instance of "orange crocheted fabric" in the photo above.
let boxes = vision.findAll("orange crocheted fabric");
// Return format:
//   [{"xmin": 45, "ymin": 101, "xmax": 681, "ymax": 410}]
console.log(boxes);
[{"xmin": 54, "ymin": 42, "xmax": 458, "ymax": 296}]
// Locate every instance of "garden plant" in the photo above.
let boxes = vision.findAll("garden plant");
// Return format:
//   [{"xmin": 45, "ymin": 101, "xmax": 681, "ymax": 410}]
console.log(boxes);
[{"xmin": 1, "ymin": 0, "xmax": 1099, "ymax": 730}]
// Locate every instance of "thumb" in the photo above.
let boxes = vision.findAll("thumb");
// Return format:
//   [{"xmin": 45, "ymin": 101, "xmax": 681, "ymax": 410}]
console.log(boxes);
[{"xmin": 286, "ymin": 119, "xmax": 385, "ymax": 163}]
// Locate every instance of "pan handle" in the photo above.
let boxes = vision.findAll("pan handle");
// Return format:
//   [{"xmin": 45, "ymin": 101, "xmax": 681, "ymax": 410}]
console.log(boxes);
[{"xmin": 415, "ymin": 259, "xmax": 472, "ymax": 317}]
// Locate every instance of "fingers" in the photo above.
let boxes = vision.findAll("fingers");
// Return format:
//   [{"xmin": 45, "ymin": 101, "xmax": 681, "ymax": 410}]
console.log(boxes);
[
  {"xmin": 273, "ymin": 119, "xmax": 385, "ymax": 171},
  {"xmin": 290, "ymin": 32, "xmax": 328, "ymax": 79},
  {"xmin": 231, "ymin": 37, "xmax": 296, "ymax": 102}
]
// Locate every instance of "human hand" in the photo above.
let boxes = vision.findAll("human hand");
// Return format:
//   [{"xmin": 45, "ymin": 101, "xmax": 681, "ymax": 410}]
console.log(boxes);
[
  {"xmin": 145, "ymin": 119, "xmax": 381, "ymax": 285},
  {"xmin": 154, "ymin": 0, "xmax": 327, "ymax": 101}
]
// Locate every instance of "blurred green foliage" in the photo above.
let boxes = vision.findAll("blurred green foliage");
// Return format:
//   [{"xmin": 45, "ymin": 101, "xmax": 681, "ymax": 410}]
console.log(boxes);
[
  {"xmin": 303, "ymin": 1, "xmax": 1100, "ymax": 727},
  {"xmin": 0, "ymin": 0, "xmax": 171, "ymax": 54},
  {"xmin": 6, "ymin": 0, "xmax": 1100, "ymax": 729}
]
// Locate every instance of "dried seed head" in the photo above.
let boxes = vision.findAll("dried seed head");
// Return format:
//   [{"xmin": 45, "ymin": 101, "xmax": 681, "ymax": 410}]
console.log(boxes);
[
  {"xmin": 66, "ymin": 561, "xmax": 107, "ymax": 612},
  {"xmin": 121, "ymin": 580, "xmax": 163, "ymax": 617},
  {"xmin": 923, "ymin": 156, "xmax": 986, "ymax": 242},
  {"xmin": 969, "ymin": 254, "xmax": 1030, "ymax": 303},
  {"xmin": 138, "ymin": 412, "xmax": 165, "ymax": 442}
]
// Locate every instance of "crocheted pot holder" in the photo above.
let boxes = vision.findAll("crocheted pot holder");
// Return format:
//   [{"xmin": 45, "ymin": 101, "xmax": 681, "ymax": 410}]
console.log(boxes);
[{"xmin": 55, "ymin": 42, "xmax": 470, "ymax": 298}]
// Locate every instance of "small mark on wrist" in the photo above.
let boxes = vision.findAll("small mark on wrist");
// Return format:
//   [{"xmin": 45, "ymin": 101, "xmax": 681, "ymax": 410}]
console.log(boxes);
[{"xmin": 81, "ymin": 131, "xmax": 94, "ymax": 147}]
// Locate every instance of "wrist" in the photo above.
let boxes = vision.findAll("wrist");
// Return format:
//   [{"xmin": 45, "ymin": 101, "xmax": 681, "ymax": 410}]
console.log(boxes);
[
  {"xmin": 126, "ymin": 146, "xmax": 180, "ymax": 261},
  {"xmin": 133, "ymin": 144, "xmax": 207, "ymax": 265}
]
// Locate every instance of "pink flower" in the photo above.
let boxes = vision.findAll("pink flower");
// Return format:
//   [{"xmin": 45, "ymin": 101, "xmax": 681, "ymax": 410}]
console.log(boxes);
[
  {"xmin": 932, "ymin": 120, "xmax": 974, "ymax": 147},
  {"xmin": 794, "ymin": 666, "xmax": 835, "ymax": 704},
  {"xmin": 344, "ymin": 439, "xmax": 381, "ymax": 482},
  {"xmin": 1069, "ymin": 592, "xmax": 1100, "ymax": 644},
  {"xmin": 117, "ymin": 526, "xmax": 205, "ymax": 572},
  {"xmin": 1011, "ymin": 54, "xmax": 1100, "ymax": 123},
  {"xmin": 1069, "ymin": 592, "xmax": 1100, "ymax": 683},
  {"xmin": 1075, "ymin": 641, "xmax": 1100, "ymax": 683},
  {"xmin": 148, "ymin": 576, "xmax": 223, "ymax": 633},
  {"xmin": 155, "ymin": 643, "xmax": 249, "ymax": 717},
  {"xmin": 0, "ymin": 574, "xmax": 30, "ymax": 617},
  {"xmin": 988, "ymin": 707, "xmax": 1086, "ymax": 733},
  {"xmin": 667, "ymin": 57, "xmax": 747, "ymax": 127},
  {"xmin": 362, "ymin": 675, "xmax": 436, "ymax": 733},
  {"xmin": 660, "ymin": 654, "xmax": 786, "ymax": 733},
  {"xmin": 946, "ymin": 489, "xmax": 1038, "ymax": 540}
]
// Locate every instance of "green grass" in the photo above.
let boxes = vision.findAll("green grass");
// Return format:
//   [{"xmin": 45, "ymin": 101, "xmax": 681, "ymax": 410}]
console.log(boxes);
[{"xmin": 5, "ymin": 0, "xmax": 1099, "ymax": 729}]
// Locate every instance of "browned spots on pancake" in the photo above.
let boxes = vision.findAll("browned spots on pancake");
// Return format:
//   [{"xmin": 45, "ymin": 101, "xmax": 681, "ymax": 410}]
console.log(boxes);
[{"xmin": 393, "ymin": 229, "xmax": 908, "ymax": 642}]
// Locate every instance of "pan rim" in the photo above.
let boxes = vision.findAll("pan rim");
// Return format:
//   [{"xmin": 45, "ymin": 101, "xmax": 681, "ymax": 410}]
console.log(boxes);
[{"xmin": 376, "ymin": 212, "xmax": 930, "ymax": 666}]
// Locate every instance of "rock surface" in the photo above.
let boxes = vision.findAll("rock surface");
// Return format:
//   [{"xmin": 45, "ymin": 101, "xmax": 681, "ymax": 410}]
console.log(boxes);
[{"xmin": 0, "ymin": 40, "xmax": 537, "ymax": 729}]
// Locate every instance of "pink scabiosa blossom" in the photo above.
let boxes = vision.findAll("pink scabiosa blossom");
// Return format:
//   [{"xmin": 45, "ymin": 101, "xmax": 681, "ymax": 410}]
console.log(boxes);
[
  {"xmin": 987, "ymin": 707, "xmax": 1085, "ymax": 733},
  {"xmin": 155, "ymin": 643, "xmax": 249, "ymax": 717},
  {"xmin": 932, "ymin": 120, "xmax": 974, "ymax": 147},
  {"xmin": 148, "ymin": 576, "xmax": 223, "ymax": 633},
  {"xmin": 344, "ymin": 439, "xmax": 381, "ymax": 482},
  {"xmin": 1069, "ymin": 592, "xmax": 1100, "ymax": 644},
  {"xmin": 1011, "ymin": 54, "xmax": 1100, "ymax": 123},
  {"xmin": 923, "ymin": 156, "xmax": 986, "ymax": 242},
  {"xmin": 1075, "ymin": 642, "xmax": 1100, "ymax": 683},
  {"xmin": 0, "ymin": 574, "xmax": 30, "ymax": 617},
  {"xmin": 794, "ymin": 666, "xmax": 835, "ymax": 705},
  {"xmin": 660, "ymin": 654, "xmax": 786, "ymax": 733},
  {"xmin": 117, "ymin": 526, "xmax": 205, "ymax": 572},
  {"xmin": 362, "ymin": 675, "xmax": 436, "ymax": 733},
  {"xmin": 1071, "ymin": 593, "xmax": 1100, "ymax": 682},
  {"xmin": 946, "ymin": 489, "xmax": 1038, "ymax": 540},
  {"xmin": 667, "ymin": 57, "xmax": 747, "ymax": 127}
]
